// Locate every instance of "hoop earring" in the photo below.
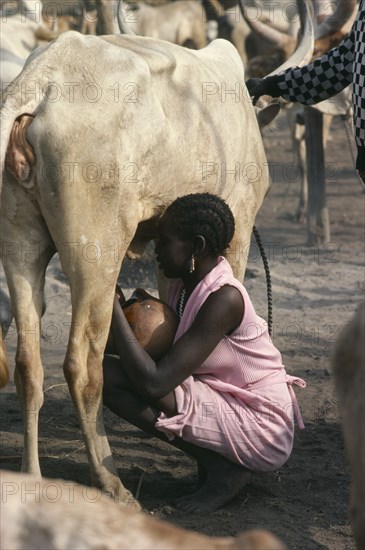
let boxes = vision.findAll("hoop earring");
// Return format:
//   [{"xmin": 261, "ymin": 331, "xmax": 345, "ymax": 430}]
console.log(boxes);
[{"xmin": 189, "ymin": 254, "xmax": 196, "ymax": 273}]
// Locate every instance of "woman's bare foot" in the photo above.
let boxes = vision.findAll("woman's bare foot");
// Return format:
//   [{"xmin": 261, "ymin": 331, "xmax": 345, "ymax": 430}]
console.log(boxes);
[
  {"xmin": 173, "ymin": 456, "xmax": 250, "ymax": 513},
  {"xmin": 178, "ymin": 463, "xmax": 207, "ymax": 497},
  {"xmin": 196, "ymin": 463, "xmax": 207, "ymax": 488}
]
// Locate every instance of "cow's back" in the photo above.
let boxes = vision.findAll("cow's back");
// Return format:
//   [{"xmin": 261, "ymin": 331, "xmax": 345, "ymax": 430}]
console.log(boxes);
[{"xmin": 21, "ymin": 32, "xmax": 268, "ymax": 224}]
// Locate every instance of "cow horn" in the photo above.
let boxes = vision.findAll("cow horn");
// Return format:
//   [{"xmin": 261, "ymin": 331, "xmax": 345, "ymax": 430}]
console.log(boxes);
[
  {"xmin": 117, "ymin": 0, "xmax": 137, "ymax": 35},
  {"xmin": 34, "ymin": 24, "xmax": 62, "ymax": 42},
  {"xmin": 241, "ymin": 0, "xmax": 314, "ymax": 77},
  {"xmin": 241, "ymin": 6, "xmax": 293, "ymax": 50},
  {"xmin": 96, "ymin": 0, "xmax": 117, "ymax": 35},
  {"xmin": 315, "ymin": 0, "xmax": 357, "ymax": 39}
]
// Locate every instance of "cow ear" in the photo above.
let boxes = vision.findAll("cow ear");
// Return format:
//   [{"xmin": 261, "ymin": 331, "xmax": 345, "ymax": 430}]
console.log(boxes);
[{"xmin": 256, "ymin": 102, "xmax": 281, "ymax": 128}]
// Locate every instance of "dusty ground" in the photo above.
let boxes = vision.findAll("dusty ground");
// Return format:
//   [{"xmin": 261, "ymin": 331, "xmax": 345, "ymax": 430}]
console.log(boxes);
[{"xmin": 1, "ymin": 109, "xmax": 364, "ymax": 549}]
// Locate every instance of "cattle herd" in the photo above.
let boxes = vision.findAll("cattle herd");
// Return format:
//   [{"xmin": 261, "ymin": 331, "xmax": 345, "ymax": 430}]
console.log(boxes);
[{"xmin": 0, "ymin": 1, "xmax": 364, "ymax": 549}]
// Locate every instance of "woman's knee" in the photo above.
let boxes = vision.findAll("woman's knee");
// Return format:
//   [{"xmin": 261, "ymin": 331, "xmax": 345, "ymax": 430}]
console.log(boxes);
[{"xmin": 103, "ymin": 354, "xmax": 121, "ymax": 382}]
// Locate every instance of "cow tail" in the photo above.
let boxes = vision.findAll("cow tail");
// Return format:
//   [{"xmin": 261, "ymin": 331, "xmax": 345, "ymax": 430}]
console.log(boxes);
[
  {"xmin": 0, "ymin": 97, "xmax": 20, "ymax": 389},
  {"xmin": 0, "ymin": 102, "xmax": 19, "ymax": 389},
  {"xmin": 0, "ymin": 102, "xmax": 17, "ymax": 193}
]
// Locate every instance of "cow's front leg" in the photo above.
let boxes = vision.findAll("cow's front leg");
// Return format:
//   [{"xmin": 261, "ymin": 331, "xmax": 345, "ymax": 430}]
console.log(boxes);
[{"xmin": 63, "ymin": 283, "xmax": 140, "ymax": 509}]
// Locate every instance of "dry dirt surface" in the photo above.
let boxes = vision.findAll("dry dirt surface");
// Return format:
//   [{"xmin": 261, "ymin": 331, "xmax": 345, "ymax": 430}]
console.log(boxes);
[{"xmin": 1, "ymin": 109, "xmax": 364, "ymax": 549}]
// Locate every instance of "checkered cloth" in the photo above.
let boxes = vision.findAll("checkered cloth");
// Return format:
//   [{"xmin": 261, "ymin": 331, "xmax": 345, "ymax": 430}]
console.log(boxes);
[{"xmin": 276, "ymin": 0, "xmax": 365, "ymax": 170}]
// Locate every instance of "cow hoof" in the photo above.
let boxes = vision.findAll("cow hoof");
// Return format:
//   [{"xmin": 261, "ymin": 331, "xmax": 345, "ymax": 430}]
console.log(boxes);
[
  {"xmin": 109, "ymin": 487, "xmax": 141, "ymax": 511},
  {"xmin": 124, "ymin": 490, "xmax": 142, "ymax": 511}
]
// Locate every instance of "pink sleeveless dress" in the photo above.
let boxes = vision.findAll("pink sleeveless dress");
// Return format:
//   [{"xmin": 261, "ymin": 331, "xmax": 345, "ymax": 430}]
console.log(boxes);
[{"xmin": 155, "ymin": 257, "xmax": 306, "ymax": 472}]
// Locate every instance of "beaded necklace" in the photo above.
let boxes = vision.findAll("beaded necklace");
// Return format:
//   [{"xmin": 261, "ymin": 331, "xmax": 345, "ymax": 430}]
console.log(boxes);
[{"xmin": 177, "ymin": 288, "xmax": 186, "ymax": 319}]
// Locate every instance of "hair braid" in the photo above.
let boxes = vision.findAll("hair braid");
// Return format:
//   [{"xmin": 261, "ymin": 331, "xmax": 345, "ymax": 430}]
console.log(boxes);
[{"xmin": 165, "ymin": 193, "xmax": 235, "ymax": 256}]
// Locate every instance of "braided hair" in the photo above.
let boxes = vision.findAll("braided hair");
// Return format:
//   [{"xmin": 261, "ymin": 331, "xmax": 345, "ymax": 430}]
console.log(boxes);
[{"xmin": 165, "ymin": 193, "xmax": 235, "ymax": 256}]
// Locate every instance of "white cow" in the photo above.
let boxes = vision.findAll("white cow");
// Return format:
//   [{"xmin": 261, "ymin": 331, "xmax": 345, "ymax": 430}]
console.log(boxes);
[
  {"xmin": 0, "ymin": 470, "xmax": 286, "ymax": 550},
  {"xmin": 0, "ymin": 0, "xmax": 313, "ymax": 504}
]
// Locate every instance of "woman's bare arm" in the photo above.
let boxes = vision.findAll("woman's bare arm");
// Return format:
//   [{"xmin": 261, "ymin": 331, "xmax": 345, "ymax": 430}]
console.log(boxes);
[{"xmin": 109, "ymin": 285, "xmax": 244, "ymax": 401}]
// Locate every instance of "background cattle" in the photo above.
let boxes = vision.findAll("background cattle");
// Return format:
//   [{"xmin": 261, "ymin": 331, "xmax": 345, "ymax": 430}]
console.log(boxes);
[
  {"xmin": 117, "ymin": 0, "xmax": 207, "ymax": 49},
  {"xmin": 332, "ymin": 301, "xmax": 365, "ymax": 550},
  {"xmin": 0, "ymin": 1, "xmax": 58, "ymax": 88},
  {"xmin": 242, "ymin": 0, "xmax": 359, "ymax": 243},
  {"xmin": 301, "ymin": 0, "xmax": 358, "ymax": 245}
]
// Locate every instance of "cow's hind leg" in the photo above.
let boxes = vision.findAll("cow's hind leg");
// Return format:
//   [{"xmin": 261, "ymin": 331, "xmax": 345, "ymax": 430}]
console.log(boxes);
[
  {"xmin": 61, "ymin": 255, "xmax": 140, "ymax": 508},
  {"xmin": 1, "ymin": 206, "xmax": 53, "ymax": 475}
]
